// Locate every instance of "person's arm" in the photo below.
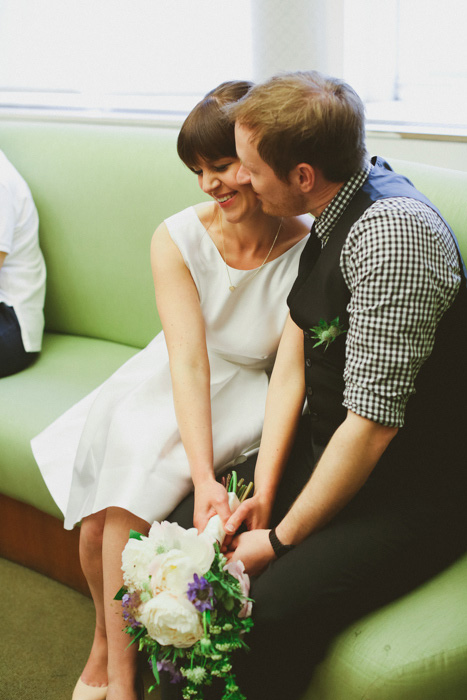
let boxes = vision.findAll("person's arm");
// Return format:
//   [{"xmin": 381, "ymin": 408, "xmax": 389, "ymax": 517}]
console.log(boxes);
[
  {"xmin": 151, "ymin": 223, "xmax": 231, "ymax": 532},
  {"xmin": 227, "ymin": 411, "xmax": 397, "ymax": 575},
  {"xmin": 224, "ymin": 313, "xmax": 306, "ymax": 535},
  {"xmin": 0, "ymin": 182, "xmax": 14, "ymax": 270},
  {"xmin": 277, "ymin": 412, "xmax": 397, "ymax": 541}
]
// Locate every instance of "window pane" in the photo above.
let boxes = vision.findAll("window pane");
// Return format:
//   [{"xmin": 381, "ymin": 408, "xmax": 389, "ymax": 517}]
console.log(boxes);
[
  {"xmin": 398, "ymin": 2, "xmax": 467, "ymax": 97},
  {"xmin": 345, "ymin": 0, "xmax": 467, "ymax": 131},
  {"xmin": 0, "ymin": 0, "xmax": 252, "ymax": 111}
]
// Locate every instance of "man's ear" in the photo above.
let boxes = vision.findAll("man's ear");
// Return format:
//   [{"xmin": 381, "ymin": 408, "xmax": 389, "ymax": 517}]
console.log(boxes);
[{"xmin": 290, "ymin": 163, "xmax": 315, "ymax": 192}]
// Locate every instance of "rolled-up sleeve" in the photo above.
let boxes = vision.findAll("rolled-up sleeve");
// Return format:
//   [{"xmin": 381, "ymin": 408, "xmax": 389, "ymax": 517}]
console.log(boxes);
[{"xmin": 341, "ymin": 198, "xmax": 461, "ymax": 427}]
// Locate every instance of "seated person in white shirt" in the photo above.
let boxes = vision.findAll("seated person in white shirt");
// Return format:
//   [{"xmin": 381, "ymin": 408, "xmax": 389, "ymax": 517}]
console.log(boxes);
[{"xmin": 0, "ymin": 151, "xmax": 46, "ymax": 378}]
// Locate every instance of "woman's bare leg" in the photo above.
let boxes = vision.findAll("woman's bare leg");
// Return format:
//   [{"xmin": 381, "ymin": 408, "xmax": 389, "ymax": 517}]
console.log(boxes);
[
  {"xmin": 103, "ymin": 507, "xmax": 150, "ymax": 700},
  {"xmin": 79, "ymin": 510, "xmax": 109, "ymax": 688}
]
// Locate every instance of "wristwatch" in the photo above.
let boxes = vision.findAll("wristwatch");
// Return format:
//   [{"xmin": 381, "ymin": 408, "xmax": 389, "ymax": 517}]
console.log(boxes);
[{"xmin": 268, "ymin": 527, "xmax": 295, "ymax": 558}]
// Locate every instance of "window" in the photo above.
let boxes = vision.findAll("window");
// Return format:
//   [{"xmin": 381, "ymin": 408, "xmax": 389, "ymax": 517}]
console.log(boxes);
[
  {"xmin": 0, "ymin": 0, "xmax": 253, "ymax": 118},
  {"xmin": 1, "ymin": 0, "xmax": 466, "ymax": 136},
  {"xmin": 344, "ymin": 0, "xmax": 467, "ymax": 134}
]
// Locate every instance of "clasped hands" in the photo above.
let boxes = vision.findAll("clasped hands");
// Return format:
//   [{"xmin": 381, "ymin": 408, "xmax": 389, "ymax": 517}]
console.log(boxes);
[{"xmin": 194, "ymin": 480, "xmax": 275, "ymax": 576}]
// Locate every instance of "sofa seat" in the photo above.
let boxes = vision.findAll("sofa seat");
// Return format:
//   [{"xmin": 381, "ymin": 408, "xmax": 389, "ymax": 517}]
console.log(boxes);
[
  {"xmin": 305, "ymin": 554, "xmax": 467, "ymax": 699},
  {"xmin": 0, "ymin": 332, "xmax": 138, "ymax": 517}
]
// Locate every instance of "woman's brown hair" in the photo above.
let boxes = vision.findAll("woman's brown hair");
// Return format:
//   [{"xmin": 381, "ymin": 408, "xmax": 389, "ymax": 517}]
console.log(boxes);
[{"xmin": 177, "ymin": 80, "xmax": 253, "ymax": 170}]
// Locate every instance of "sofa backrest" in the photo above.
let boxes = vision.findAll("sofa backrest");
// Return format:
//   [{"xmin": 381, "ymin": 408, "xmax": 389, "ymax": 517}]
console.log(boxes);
[
  {"xmin": 390, "ymin": 158, "xmax": 467, "ymax": 261},
  {"xmin": 0, "ymin": 120, "xmax": 206, "ymax": 349},
  {"xmin": 0, "ymin": 121, "xmax": 466, "ymax": 350}
]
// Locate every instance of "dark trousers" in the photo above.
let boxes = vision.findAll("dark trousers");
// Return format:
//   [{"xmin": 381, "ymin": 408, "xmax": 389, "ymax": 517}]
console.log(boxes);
[
  {"xmin": 0, "ymin": 303, "xmax": 37, "ymax": 378},
  {"xmin": 162, "ymin": 415, "xmax": 467, "ymax": 700}
]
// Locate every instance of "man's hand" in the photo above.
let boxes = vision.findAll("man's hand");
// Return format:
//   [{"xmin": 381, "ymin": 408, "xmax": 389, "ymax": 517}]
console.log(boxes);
[
  {"xmin": 193, "ymin": 479, "xmax": 231, "ymax": 533},
  {"xmin": 224, "ymin": 492, "xmax": 272, "ymax": 535},
  {"xmin": 222, "ymin": 492, "xmax": 273, "ymax": 551},
  {"xmin": 225, "ymin": 529, "xmax": 276, "ymax": 576}
]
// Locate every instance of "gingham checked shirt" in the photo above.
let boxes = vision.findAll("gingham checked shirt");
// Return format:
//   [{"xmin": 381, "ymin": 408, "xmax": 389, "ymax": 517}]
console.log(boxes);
[{"xmin": 314, "ymin": 161, "xmax": 462, "ymax": 427}]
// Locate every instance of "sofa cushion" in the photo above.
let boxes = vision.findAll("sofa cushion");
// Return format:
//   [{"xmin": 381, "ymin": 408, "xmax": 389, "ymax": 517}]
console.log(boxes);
[
  {"xmin": 304, "ymin": 553, "xmax": 467, "ymax": 699},
  {"xmin": 0, "ymin": 332, "xmax": 137, "ymax": 516}
]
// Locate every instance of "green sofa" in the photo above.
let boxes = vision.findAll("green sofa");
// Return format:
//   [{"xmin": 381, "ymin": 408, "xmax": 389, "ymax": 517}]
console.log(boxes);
[{"xmin": 0, "ymin": 119, "xmax": 466, "ymax": 699}]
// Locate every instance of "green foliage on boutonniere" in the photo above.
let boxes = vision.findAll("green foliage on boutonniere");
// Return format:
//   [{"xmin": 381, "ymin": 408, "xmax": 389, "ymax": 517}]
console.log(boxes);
[{"xmin": 310, "ymin": 317, "xmax": 346, "ymax": 350}]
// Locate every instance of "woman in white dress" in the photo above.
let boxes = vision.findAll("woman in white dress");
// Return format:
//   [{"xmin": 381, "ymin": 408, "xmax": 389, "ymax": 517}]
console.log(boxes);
[{"xmin": 31, "ymin": 81, "xmax": 311, "ymax": 700}]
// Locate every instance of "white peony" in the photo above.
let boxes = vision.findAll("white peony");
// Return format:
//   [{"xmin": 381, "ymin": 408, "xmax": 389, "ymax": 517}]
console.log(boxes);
[
  {"xmin": 121, "ymin": 536, "xmax": 157, "ymax": 592},
  {"xmin": 148, "ymin": 521, "xmax": 189, "ymax": 552},
  {"xmin": 140, "ymin": 592, "xmax": 204, "ymax": 648},
  {"xmin": 149, "ymin": 549, "xmax": 202, "ymax": 596},
  {"xmin": 177, "ymin": 528, "xmax": 215, "ymax": 573},
  {"xmin": 148, "ymin": 521, "xmax": 215, "ymax": 576}
]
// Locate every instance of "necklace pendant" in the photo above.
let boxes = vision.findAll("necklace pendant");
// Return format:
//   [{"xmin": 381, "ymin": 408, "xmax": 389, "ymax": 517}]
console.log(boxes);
[{"xmin": 229, "ymin": 285, "xmax": 236, "ymax": 292}]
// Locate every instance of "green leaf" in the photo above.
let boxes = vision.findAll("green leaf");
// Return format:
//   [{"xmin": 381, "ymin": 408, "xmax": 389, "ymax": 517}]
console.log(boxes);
[
  {"xmin": 151, "ymin": 652, "xmax": 160, "ymax": 684},
  {"xmin": 114, "ymin": 585, "xmax": 127, "ymax": 600},
  {"xmin": 129, "ymin": 529, "xmax": 144, "ymax": 540},
  {"xmin": 127, "ymin": 626, "xmax": 146, "ymax": 648},
  {"xmin": 223, "ymin": 597, "xmax": 234, "ymax": 611}
]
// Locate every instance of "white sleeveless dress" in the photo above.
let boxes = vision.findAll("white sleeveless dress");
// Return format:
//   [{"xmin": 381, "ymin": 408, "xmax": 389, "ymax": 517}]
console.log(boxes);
[{"xmin": 31, "ymin": 206, "xmax": 309, "ymax": 530}]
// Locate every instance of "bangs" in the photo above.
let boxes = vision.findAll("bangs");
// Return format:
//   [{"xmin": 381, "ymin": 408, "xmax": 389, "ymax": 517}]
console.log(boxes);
[{"xmin": 177, "ymin": 98, "xmax": 237, "ymax": 170}]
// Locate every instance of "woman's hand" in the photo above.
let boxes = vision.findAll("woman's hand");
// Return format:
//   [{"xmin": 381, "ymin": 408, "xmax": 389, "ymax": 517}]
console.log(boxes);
[
  {"xmin": 225, "ymin": 529, "xmax": 275, "ymax": 576},
  {"xmin": 193, "ymin": 479, "xmax": 232, "ymax": 534}
]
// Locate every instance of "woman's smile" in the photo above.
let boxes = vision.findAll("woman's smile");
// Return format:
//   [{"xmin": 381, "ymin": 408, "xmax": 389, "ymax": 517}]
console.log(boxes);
[{"xmin": 215, "ymin": 191, "xmax": 237, "ymax": 207}]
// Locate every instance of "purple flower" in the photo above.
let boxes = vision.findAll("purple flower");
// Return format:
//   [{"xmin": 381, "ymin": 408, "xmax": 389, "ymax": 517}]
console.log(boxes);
[
  {"xmin": 121, "ymin": 592, "xmax": 143, "ymax": 629},
  {"xmin": 156, "ymin": 659, "xmax": 183, "ymax": 684},
  {"xmin": 187, "ymin": 573, "xmax": 216, "ymax": 612}
]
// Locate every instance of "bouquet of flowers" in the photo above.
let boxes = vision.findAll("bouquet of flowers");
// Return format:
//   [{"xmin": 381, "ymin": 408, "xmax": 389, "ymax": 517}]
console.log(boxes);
[{"xmin": 116, "ymin": 472, "xmax": 254, "ymax": 700}]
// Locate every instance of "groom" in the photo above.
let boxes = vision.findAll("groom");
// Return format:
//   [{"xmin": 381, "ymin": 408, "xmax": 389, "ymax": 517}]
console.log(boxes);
[{"xmin": 167, "ymin": 71, "xmax": 467, "ymax": 699}]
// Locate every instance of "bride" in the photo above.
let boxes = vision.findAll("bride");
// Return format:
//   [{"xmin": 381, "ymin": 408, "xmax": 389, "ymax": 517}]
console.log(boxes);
[{"xmin": 31, "ymin": 80, "xmax": 311, "ymax": 700}]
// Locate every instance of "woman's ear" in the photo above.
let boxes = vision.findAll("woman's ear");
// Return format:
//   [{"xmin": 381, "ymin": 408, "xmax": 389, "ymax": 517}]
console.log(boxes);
[{"xmin": 290, "ymin": 163, "xmax": 315, "ymax": 193}]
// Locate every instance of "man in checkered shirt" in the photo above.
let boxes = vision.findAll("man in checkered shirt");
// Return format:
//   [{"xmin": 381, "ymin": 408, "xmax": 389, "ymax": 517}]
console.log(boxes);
[{"xmin": 216, "ymin": 71, "xmax": 467, "ymax": 700}]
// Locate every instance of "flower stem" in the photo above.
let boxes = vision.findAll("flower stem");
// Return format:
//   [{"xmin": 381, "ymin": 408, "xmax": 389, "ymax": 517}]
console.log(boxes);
[
  {"xmin": 239, "ymin": 482, "xmax": 253, "ymax": 502},
  {"xmin": 229, "ymin": 471, "xmax": 238, "ymax": 494}
]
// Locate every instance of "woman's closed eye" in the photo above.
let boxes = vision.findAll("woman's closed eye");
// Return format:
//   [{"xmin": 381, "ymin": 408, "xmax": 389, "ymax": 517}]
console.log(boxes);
[{"xmin": 192, "ymin": 161, "xmax": 234, "ymax": 176}]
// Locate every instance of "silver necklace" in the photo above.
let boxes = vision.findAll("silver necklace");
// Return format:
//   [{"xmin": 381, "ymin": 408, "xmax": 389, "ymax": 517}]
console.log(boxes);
[{"xmin": 218, "ymin": 211, "xmax": 283, "ymax": 292}]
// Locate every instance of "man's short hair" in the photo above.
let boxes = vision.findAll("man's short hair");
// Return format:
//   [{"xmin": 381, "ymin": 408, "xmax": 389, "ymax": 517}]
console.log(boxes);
[{"xmin": 229, "ymin": 71, "xmax": 368, "ymax": 183}]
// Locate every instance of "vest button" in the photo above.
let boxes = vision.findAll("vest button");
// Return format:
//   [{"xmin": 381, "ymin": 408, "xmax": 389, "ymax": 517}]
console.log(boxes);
[
  {"xmin": 307, "ymin": 386, "xmax": 313, "ymax": 395},
  {"xmin": 304, "ymin": 331, "xmax": 310, "ymax": 338},
  {"xmin": 305, "ymin": 359, "xmax": 311, "ymax": 367},
  {"xmin": 310, "ymin": 411, "xmax": 319, "ymax": 421}
]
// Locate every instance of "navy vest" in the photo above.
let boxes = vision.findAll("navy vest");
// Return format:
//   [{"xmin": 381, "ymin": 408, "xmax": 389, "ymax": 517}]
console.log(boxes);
[{"xmin": 287, "ymin": 157, "xmax": 467, "ymax": 496}]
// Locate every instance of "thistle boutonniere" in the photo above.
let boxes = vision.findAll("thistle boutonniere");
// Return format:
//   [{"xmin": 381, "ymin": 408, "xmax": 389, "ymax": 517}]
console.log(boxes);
[{"xmin": 310, "ymin": 317, "xmax": 346, "ymax": 350}]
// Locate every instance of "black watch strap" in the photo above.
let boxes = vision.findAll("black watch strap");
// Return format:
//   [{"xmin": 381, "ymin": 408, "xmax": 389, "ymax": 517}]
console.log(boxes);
[{"xmin": 269, "ymin": 527, "xmax": 295, "ymax": 558}]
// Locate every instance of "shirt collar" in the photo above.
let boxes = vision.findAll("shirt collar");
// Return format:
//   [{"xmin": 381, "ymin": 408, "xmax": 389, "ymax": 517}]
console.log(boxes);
[{"xmin": 314, "ymin": 161, "xmax": 372, "ymax": 246}]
